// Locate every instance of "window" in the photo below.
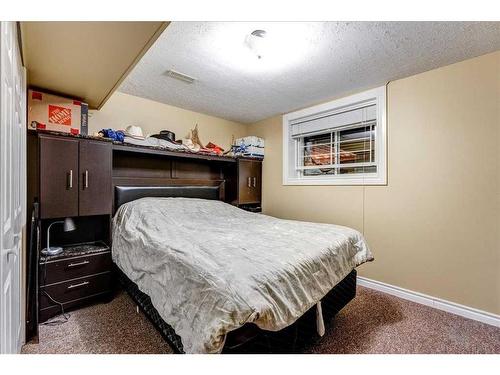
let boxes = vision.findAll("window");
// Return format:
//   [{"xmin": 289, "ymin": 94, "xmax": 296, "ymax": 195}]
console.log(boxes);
[{"xmin": 283, "ymin": 86, "xmax": 386, "ymax": 185}]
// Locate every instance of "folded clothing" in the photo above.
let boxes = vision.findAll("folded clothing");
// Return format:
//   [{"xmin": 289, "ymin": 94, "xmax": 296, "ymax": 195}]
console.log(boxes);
[
  {"xmin": 235, "ymin": 136, "xmax": 265, "ymax": 157},
  {"xmin": 236, "ymin": 136, "xmax": 265, "ymax": 148},
  {"xmin": 123, "ymin": 136, "xmax": 187, "ymax": 151},
  {"xmin": 100, "ymin": 128, "xmax": 125, "ymax": 142}
]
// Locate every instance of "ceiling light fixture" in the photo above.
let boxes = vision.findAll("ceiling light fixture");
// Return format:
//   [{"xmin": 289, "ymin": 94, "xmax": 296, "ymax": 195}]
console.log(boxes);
[
  {"xmin": 245, "ymin": 29, "xmax": 267, "ymax": 59},
  {"xmin": 199, "ymin": 22, "xmax": 316, "ymax": 74},
  {"xmin": 165, "ymin": 69, "xmax": 196, "ymax": 84}
]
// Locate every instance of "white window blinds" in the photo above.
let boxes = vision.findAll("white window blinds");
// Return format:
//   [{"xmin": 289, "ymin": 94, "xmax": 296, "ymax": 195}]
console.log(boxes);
[
  {"xmin": 297, "ymin": 122, "xmax": 376, "ymax": 176},
  {"xmin": 290, "ymin": 104, "xmax": 376, "ymax": 138}
]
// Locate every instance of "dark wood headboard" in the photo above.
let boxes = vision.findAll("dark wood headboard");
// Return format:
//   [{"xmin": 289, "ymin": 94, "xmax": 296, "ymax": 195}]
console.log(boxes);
[
  {"xmin": 114, "ymin": 183, "xmax": 224, "ymax": 212},
  {"xmin": 112, "ymin": 147, "xmax": 235, "ymax": 213}
]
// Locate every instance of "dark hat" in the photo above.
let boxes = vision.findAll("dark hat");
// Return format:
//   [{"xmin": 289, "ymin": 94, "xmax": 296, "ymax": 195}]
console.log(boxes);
[{"xmin": 151, "ymin": 130, "xmax": 175, "ymax": 142}]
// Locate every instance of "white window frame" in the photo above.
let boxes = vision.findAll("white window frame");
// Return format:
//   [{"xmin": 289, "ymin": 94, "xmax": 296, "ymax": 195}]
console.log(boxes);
[{"xmin": 283, "ymin": 86, "xmax": 387, "ymax": 186}]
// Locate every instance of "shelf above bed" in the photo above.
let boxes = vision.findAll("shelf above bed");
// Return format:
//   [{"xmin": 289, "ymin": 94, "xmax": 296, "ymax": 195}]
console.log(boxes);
[
  {"xmin": 29, "ymin": 129, "xmax": 250, "ymax": 164},
  {"xmin": 112, "ymin": 143, "xmax": 237, "ymax": 163}
]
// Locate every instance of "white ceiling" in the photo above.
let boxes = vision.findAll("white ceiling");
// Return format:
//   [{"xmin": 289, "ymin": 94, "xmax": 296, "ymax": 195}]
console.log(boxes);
[{"xmin": 119, "ymin": 22, "xmax": 500, "ymax": 124}]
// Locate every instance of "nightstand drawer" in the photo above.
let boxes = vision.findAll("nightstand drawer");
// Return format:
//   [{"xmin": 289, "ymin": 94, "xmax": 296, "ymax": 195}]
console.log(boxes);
[
  {"xmin": 40, "ymin": 251, "xmax": 112, "ymax": 286},
  {"xmin": 40, "ymin": 272, "xmax": 112, "ymax": 309}
]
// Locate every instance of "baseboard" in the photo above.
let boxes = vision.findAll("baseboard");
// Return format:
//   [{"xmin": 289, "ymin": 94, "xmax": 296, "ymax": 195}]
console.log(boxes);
[{"xmin": 357, "ymin": 276, "xmax": 500, "ymax": 328}]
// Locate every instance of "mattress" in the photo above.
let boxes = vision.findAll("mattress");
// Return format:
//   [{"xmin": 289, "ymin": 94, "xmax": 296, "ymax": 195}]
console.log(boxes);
[{"xmin": 112, "ymin": 197, "xmax": 373, "ymax": 353}]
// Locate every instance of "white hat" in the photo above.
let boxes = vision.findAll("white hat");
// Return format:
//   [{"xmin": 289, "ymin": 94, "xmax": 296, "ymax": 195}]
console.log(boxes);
[
  {"xmin": 124, "ymin": 125, "xmax": 145, "ymax": 139},
  {"xmin": 182, "ymin": 138, "xmax": 200, "ymax": 152}
]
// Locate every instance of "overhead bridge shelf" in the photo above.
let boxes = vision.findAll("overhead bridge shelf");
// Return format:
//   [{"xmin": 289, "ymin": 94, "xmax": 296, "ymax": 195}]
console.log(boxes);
[{"xmin": 112, "ymin": 143, "xmax": 237, "ymax": 163}]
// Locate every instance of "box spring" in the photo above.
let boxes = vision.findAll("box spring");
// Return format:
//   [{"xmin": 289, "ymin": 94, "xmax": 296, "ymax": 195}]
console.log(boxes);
[{"xmin": 116, "ymin": 266, "xmax": 357, "ymax": 353}]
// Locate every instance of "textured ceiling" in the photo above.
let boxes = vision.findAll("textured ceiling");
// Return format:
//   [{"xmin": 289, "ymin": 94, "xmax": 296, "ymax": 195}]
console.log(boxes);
[{"xmin": 119, "ymin": 22, "xmax": 500, "ymax": 124}]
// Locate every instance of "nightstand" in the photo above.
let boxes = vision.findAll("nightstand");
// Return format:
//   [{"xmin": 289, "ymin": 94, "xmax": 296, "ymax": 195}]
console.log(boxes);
[{"xmin": 38, "ymin": 241, "xmax": 113, "ymax": 322}]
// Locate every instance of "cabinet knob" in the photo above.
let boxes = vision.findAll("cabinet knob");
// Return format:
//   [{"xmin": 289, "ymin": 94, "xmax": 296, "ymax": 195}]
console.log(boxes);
[
  {"xmin": 253, "ymin": 177, "xmax": 256, "ymax": 187},
  {"xmin": 247, "ymin": 177, "xmax": 251, "ymax": 188}
]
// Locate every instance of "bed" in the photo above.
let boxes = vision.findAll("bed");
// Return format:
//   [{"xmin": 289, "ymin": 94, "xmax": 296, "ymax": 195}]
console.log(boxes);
[{"xmin": 111, "ymin": 185, "xmax": 373, "ymax": 353}]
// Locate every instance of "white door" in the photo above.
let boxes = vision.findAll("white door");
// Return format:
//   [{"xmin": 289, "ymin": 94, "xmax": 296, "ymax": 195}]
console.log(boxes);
[{"xmin": 0, "ymin": 21, "xmax": 26, "ymax": 354}]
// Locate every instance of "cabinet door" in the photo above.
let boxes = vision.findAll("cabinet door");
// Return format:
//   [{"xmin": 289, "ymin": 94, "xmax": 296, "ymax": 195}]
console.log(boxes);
[
  {"xmin": 251, "ymin": 161, "xmax": 262, "ymax": 203},
  {"xmin": 238, "ymin": 160, "xmax": 254, "ymax": 204},
  {"xmin": 238, "ymin": 159, "xmax": 262, "ymax": 205},
  {"xmin": 40, "ymin": 135, "xmax": 79, "ymax": 219},
  {"xmin": 79, "ymin": 140, "xmax": 112, "ymax": 216}
]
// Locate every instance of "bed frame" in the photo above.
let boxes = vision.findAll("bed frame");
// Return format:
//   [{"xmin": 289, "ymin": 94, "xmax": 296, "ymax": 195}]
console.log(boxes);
[{"xmin": 113, "ymin": 184, "xmax": 357, "ymax": 353}]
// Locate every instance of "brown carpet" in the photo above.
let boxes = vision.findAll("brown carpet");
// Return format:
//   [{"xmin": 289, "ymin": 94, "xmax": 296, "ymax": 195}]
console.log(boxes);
[{"xmin": 22, "ymin": 287, "xmax": 500, "ymax": 354}]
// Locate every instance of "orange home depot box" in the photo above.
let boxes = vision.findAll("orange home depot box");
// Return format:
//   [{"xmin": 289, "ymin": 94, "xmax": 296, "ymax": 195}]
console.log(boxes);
[{"xmin": 28, "ymin": 90, "xmax": 88, "ymax": 135}]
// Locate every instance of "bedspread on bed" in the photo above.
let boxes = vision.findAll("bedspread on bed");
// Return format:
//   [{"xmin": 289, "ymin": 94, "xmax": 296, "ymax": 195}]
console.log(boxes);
[{"xmin": 112, "ymin": 197, "xmax": 373, "ymax": 353}]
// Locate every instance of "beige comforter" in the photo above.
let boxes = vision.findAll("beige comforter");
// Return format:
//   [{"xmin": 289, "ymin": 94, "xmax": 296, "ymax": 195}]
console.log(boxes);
[{"xmin": 112, "ymin": 197, "xmax": 373, "ymax": 353}]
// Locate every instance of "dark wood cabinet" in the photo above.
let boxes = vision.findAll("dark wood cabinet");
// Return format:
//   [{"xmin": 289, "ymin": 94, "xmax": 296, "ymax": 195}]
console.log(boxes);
[
  {"xmin": 236, "ymin": 158, "xmax": 262, "ymax": 208},
  {"xmin": 38, "ymin": 134, "xmax": 112, "ymax": 218},
  {"xmin": 40, "ymin": 135, "xmax": 79, "ymax": 219},
  {"xmin": 79, "ymin": 140, "xmax": 112, "ymax": 216},
  {"xmin": 28, "ymin": 132, "xmax": 115, "ymax": 335}
]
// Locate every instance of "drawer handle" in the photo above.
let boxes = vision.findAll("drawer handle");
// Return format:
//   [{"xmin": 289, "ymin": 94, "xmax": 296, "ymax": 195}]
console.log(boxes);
[
  {"xmin": 247, "ymin": 177, "xmax": 251, "ymax": 187},
  {"xmin": 67, "ymin": 281, "xmax": 90, "ymax": 290},
  {"xmin": 68, "ymin": 260, "xmax": 90, "ymax": 268},
  {"xmin": 253, "ymin": 177, "xmax": 256, "ymax": 187}
]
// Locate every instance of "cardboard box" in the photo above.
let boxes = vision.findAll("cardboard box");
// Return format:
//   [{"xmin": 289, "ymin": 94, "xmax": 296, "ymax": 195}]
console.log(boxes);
[{"xmin": 28, "ymin": 90, "xmax": 88, "ymax": 135}]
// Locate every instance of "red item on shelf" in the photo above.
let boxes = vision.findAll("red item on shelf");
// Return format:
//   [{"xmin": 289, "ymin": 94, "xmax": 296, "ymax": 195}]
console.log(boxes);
[{"xmin": 205, "ymin": 142, "xmax": 224, "ymax": 155}]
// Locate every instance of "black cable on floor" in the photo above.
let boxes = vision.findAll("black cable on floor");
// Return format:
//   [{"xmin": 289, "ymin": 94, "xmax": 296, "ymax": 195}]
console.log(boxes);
[
  {"xmin": 40, "ymin": 290, "xmax": 70, "ymax": 326},
  {"xmin": 40, "ymin": 250, "xmax": 70, "ymax": 326}
]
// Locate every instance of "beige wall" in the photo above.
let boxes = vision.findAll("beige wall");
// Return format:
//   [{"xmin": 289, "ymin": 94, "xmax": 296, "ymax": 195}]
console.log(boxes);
[
  {"xmin": 248, "ymin": 51, "xmax": 500, "ymax": 315},
  {"xmin": 89, "ymin": 91, "xmax": 246, "ymax": 151}
]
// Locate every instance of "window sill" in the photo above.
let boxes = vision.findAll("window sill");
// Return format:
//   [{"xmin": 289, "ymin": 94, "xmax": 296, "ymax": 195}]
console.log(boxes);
[{"xmin": 283, "ymin": 174, "xmax": 387, "ymax": 186}]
